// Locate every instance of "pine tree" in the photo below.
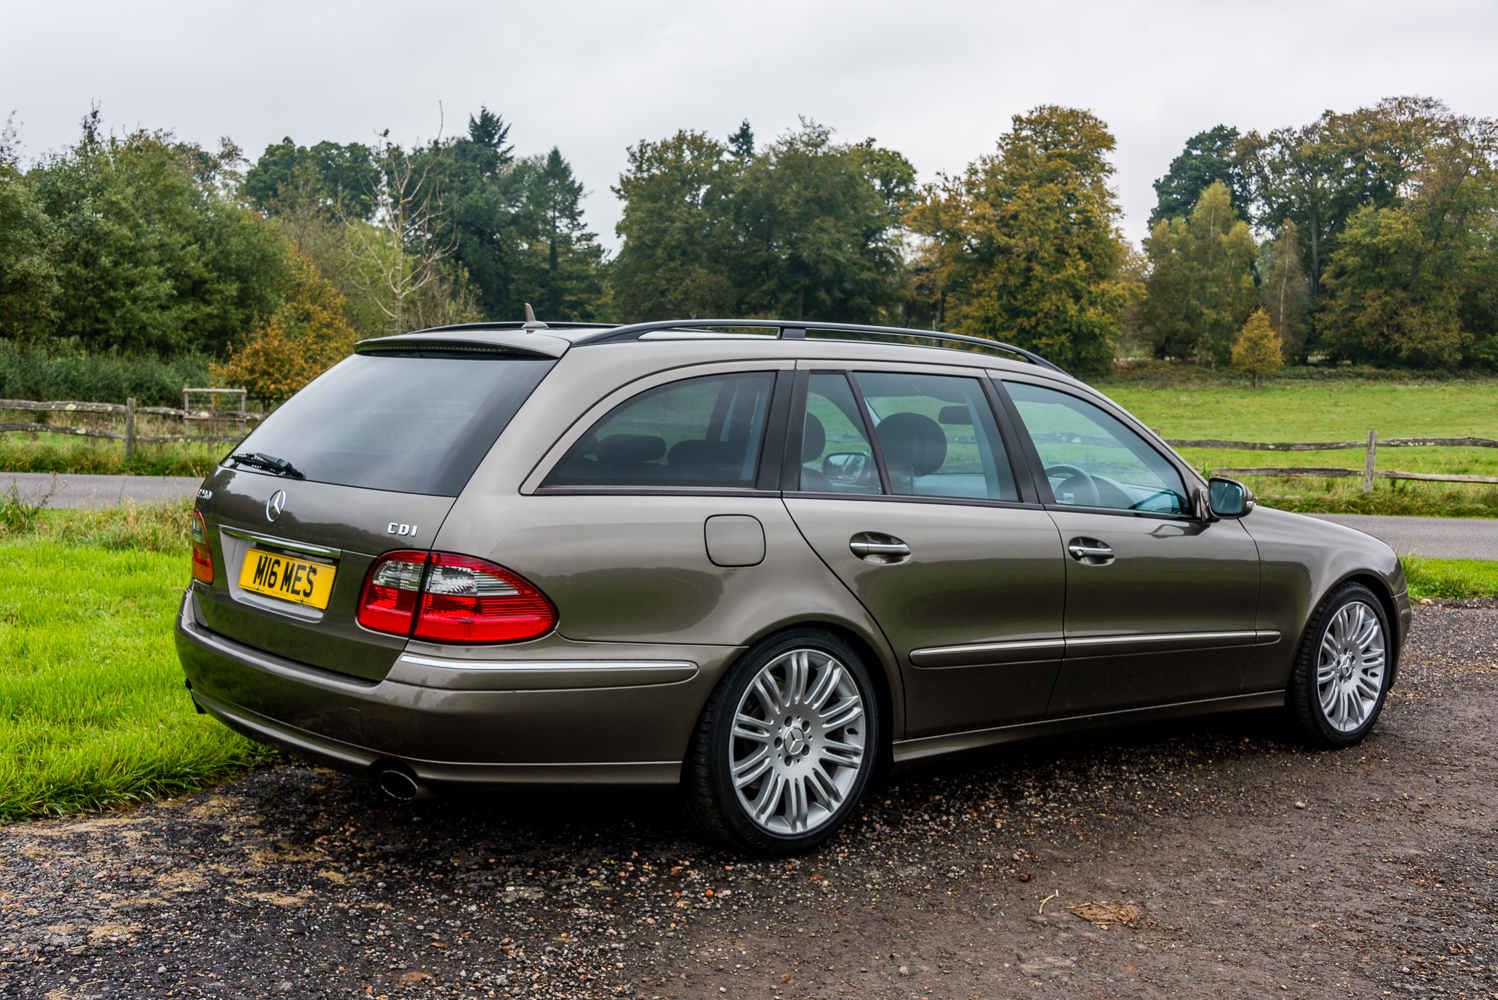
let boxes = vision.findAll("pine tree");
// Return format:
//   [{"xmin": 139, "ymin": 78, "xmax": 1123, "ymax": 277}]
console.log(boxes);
[
  {"xmin": 728, "ymin": 120, "xmax": 754, "ymax": 159},
  {"xmin": 1230, "ymin": 309, "xmax": 1283, "ymax": 388}
]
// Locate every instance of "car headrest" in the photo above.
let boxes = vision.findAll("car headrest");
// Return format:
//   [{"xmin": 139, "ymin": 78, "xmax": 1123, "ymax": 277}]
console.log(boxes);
[
  {"xmin": 937, "ymin": 405, "xmax": 972, "ymax": 425},
  {"xmin": 877, "ymin": 413, "xmax": 946, "ymax": 477},
  {"xmin": 597, "ymin": 433, "xmax": 666, "ymax": 467},
  {"xmin": 802, "ymin": 414, "xmax": 826, "ymax": 463}
]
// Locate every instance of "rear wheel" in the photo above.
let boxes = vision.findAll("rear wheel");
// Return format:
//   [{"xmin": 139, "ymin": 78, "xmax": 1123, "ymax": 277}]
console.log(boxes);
[
  {"xmin": 1286, "ymin": 582, "xmax": 1392, "ymax": 748},
  {"xmin": 685, "ymin": 630, "xmax": 878, "ymax": 855}
]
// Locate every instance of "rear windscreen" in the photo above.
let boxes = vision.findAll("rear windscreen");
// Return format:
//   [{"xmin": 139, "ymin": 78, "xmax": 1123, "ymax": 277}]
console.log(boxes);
[{"xmin": 226, "ymin": 354, "xmax": 555, "ymax": 496}]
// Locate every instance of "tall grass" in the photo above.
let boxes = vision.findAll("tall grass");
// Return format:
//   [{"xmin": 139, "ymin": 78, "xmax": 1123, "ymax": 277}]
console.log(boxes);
[
  {"xmin": 0, "ymin": 340, "xmax": 211, "ymax": 408},
  {"xmin": 0, "ymin": 538, "xmax": 270, "ymax": 820}
]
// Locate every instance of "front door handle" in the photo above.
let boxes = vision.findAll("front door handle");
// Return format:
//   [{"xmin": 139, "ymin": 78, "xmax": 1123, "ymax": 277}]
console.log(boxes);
[
  {"xmin": 850, "ymin": 533, "xmax": 911, "ymax": 564},
  {"xmin": 1067, "ymin": 538, "xmax": 1114, "ymax": 564}
]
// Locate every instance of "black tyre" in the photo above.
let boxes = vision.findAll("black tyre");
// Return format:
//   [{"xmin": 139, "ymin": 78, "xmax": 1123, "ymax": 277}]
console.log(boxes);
[
  {"xmin": 1286, "ymin": 582, "xmax": 1393, "ymax": 748},
  {"xmin": 684, "ymin": 629, "xmax": 879, "ymax": 855}
]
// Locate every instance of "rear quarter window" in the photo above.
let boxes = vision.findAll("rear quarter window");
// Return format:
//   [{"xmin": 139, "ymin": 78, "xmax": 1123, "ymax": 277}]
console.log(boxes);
[{"xmin": 227, "ymin": 354, "xmax": 555, "ymax": 496}]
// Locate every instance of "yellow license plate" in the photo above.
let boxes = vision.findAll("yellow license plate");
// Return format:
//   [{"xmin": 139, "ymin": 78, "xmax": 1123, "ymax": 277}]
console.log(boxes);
[{"xmin": 238, "ymin": 548, "xmax": 336, "ymax": 609}]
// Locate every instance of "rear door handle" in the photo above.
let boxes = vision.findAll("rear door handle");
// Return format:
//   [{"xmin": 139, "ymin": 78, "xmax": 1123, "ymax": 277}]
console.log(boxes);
[
  {"xmin": 850, "ymin": 533, "xmax": 911, "ymax": 563},
  {"xmin": 1067, "ymin": 538, "xmax": 1114, "ymax": 564}
]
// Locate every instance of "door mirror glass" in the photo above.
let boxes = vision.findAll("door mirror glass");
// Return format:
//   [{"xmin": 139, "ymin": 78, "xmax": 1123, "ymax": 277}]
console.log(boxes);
[
  {"xmin": 822, "ymin": 452, "xmax": 869, "ymax": 484},
  {"xmin": 1208, "ymin": 477, "xmax": 1253, "ymax": 518}
]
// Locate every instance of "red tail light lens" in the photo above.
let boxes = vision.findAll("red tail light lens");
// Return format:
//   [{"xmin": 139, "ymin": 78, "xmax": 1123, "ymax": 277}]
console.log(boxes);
[
  {"xmin": 356, "ymin": 551, "xmax": 556, "ymax": 644},
  {"xmin": 190, "ymin": 510, "xmax": 214, "ymax": 584},
  {"xmin": 356, "ymin": 550, "xmax": 428, "ymax": 635},
  {"xmin": 413, "ymin": 554, "xmax": 557, "ymax": 643}
]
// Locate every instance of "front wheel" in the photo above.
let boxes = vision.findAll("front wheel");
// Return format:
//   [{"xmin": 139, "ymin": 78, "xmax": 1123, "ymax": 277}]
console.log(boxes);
[
  {"xmin": 1286, "ymin": 582, "xmax": 1392, "ymax": 747},
  {"xmin": 684, "ymin": 630, "xmax": 879, "ymax": 855}
]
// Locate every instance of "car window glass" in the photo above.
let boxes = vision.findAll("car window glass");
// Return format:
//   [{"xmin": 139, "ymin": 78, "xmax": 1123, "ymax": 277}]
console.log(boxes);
[
  {"xmin": 543, "ymin": 372, "xmax": 774, "ymax": 488},
  {"xmin": 800, "ymin": 374, "xmax": 882, "ymax": 493},
  {"xmin": 854, "ymin": 372, "xmax": 1017, "ymax": 501},
  {"xmin": 1004, "ymin": 381, "xmax": 1189, "ymax": 514}
]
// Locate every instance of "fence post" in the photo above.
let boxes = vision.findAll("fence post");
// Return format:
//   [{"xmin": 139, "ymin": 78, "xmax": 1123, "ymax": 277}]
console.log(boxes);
[
  {"xmin": 1362, "ymin": 429, "xmax": 1378, "ymax": 494},
  {"xmin": 125, "ymin": 397, "xmax": 136, "ymax": 461}
]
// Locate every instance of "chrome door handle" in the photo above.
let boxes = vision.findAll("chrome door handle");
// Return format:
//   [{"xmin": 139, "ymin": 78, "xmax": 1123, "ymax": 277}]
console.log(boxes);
[
  {"xmin": 850, "ymin": 533, "xmax": 911, "ymax": 563},
  {"xmin": 1067, "ymin": 538, "xmax": 1114, "ymax": 563}
]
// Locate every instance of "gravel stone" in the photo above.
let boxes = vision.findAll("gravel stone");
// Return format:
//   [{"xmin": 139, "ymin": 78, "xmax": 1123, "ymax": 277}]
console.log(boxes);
[{"xmin": 2, "ymin": 600, "xmax": 1495, "ymax": 998}]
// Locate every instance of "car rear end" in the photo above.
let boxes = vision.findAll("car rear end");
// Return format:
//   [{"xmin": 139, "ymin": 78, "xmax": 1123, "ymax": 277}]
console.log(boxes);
[{"xmin": 177, "ymin": 329, "xmax": 579, "ymax": 796}]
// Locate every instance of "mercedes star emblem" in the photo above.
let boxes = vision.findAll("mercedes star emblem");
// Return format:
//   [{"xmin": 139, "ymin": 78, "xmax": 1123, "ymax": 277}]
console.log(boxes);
[{"xmin": 265, "ymin": 489, "xmax": 287, "ymax": 522}]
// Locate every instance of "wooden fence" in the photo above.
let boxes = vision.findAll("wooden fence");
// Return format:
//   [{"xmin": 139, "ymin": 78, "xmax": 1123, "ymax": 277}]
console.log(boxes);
[
  {"xmin": 1164, "ymin": 431, "xmax": 1498, "ymax": 492},
  {"xmin": 0, "ymin": 394, "xmax": 262, "ymax": 458}
]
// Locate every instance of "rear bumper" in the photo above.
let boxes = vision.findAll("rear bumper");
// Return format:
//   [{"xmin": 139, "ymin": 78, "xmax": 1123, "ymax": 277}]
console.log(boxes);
[{"xmin": 175, "ymin": 590, "xmax": 738, "ymax": 788}]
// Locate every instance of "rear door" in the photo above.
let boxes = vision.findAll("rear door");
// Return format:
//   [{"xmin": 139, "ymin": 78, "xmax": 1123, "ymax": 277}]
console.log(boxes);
[
  {"xmin": 782, "ymin": 364, "xmax": 1066, "ymax": 737},
  {"xmin": 193, "ymin": 350, "xmax": 555, "ymax": 681},
  {"xmin": 997, "ymin": 376, "xmax": 1262, "ymax": 715}
]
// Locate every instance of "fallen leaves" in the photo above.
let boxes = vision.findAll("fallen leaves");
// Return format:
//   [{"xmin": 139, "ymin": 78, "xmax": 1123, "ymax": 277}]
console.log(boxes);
[{"xmin": 1066, "ymin": 901, "xmax": 1144, "ymax": 927}]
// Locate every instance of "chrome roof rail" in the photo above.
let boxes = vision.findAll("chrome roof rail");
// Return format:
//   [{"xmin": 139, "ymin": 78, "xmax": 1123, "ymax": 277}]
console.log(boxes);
[{"xmin": 567, "ymin": 318, "xmax": 1069, "ymax": 375}]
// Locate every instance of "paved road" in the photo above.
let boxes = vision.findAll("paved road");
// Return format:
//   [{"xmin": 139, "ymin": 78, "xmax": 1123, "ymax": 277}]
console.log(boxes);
[
  {"xmin": 3, "ymin": 471, "xmax": 203, "ymax": 508},
  {"xmin": 1308, "ymin": 513, "xmax": 1498, "ymax": 560}
]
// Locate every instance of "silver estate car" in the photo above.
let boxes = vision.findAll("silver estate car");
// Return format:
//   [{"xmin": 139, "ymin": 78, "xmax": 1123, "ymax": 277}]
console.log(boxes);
[{"xmin": 177, "ymin": 318, "xmax": 1411, "ymax": 854}]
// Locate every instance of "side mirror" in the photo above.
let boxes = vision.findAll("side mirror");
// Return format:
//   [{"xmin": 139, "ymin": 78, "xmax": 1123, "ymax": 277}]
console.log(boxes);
[
  {"xmin": 1207, "ymin": 477, "xmax": 1254, "ymax": 519},
  {"xmin": 823, "ymin": 452, "xmax": 869, "ymax": 485}
]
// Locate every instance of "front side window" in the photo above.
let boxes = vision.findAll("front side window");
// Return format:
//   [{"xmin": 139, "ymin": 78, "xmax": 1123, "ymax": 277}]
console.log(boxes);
[
  {"xmin": 854, "ymin": 372, "xmax": 1018, "ymax": 501},
  {"xmin": 543, "ymin": 372, "xmax": 774, "ymax": 488},
  {"xmin": 1004, "ymin": 381, "xmax": 1189, "ymax": 514}
]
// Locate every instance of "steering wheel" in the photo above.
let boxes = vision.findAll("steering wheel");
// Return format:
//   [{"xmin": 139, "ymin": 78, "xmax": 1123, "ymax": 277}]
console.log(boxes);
[{"xmin": 1043, "ymin": 463, "xmax": 1100, "ymax": 507}]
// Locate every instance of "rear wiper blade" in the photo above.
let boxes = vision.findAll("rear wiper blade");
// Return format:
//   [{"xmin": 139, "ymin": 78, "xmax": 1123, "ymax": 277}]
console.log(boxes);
[{"xmin": 229, "ymin": 452, "xmax": 305, "ymax": 480}]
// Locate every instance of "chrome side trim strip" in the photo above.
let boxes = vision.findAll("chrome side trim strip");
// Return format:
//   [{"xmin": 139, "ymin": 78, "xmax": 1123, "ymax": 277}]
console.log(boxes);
[
  {"xmin": 909, "ymin": 638, "xmax": 1065, "ymax": 668},
  {"xmin": 910, "ymin": 630, "xmax": 1273, "ymax": 668},
  {"xmin": 396, "ymin": 654, "xmax": 695, "ymax": 673},
  {"xmin": 389, "ymin": 654, "xmax": 700, "ymax": 690},
  {"xmin": 891, "ymin": 690, "xmax": 1286, "ymax": 763},
  {"xmin": 219, "ymin": 526, "xmax": 342, "ymax": 559}
]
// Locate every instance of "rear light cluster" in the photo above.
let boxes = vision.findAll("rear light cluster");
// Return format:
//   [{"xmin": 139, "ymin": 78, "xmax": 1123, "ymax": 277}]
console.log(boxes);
[
  {"xmin": 190, "ymin": 510, "xmax": 214, "ymax": 584},
  {"xmin": 357, "ymin": 551, "xmax": 557, "ymax": 644}
]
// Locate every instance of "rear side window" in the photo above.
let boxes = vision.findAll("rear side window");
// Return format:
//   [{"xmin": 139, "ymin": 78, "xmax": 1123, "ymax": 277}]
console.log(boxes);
[
  {"xmin": 543, "ymin": 372, "xmax": 775, "ymax": 489},
  {"xmin": 228, "ymin": 355, "xmax": 555, "ymax": 496}
]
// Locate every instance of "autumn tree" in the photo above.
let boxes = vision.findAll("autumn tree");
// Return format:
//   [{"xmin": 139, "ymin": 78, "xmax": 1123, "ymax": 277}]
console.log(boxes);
[
  {"xmin": 1317, "ymin": 108, "xmax": 1498, "ymax": 367},
  {"xmin": 909, "ymin": 106, "xmax": 1127, "ymax": 376},
  {"xmin": 1136, "ymin": 182, "xmax": 1258, "ymax": 365},
  {"xmin": 1255, "ymin": 220, "xmax": 1309, "ymax": 361},
  {"xmin": 1230, "ymin": 309, "xmax": 1283, "ymax": 387},
  {"xmin": 211, "ymin": 247, "xmax": 356, "ymax": 405}
]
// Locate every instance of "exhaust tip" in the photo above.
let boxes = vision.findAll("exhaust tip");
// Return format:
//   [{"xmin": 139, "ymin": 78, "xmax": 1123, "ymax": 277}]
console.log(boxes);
[{"xmin": 375, "ymin": 768, "xmax": 427, "ymax": 801}]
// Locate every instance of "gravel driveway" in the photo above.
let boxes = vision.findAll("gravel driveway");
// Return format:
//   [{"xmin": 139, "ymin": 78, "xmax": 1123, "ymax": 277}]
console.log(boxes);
[{"xmin": 4, "ymin": 600, "xmax": 1496, "ymax": 1000}]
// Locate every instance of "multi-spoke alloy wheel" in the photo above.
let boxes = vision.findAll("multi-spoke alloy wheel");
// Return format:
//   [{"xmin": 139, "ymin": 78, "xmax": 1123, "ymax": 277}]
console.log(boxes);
[
  {"xmin": 685, "ymin": 630, "xmax": 879, "ymax": 854},
  {"xmin": 1315, "ymin": 601, "xmax": 1386, "ymax": 732},
  {"xmin": 1288, "ymin": 583, "xmax": 1393, "ymax": 748}
]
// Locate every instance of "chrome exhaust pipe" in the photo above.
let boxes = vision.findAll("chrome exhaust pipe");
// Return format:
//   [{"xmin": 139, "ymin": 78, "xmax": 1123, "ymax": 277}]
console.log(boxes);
[{"xmin": 374, "ymin": 767, "xmax": 432, "ymax": 801}]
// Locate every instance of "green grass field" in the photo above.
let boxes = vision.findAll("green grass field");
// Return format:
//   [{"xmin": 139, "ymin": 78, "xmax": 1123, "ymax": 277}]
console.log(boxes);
[
  {"xmin": 1094, "ymin": 377, "xmax": 1498, "ymax": 517},
  {"xmin": 0, "ymin": 486, "xmax": 1491, "ymax": 822},
  {"xmin": 0, "ymin": 503, "xmax": 269, "ymax": 822}
]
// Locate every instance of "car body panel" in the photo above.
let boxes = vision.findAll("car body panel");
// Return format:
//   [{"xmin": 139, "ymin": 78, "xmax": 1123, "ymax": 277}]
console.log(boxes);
[
  {"xmin": 1043, "ymin": 510, "xmax": 1261, "ymax": 713},
  {"xmin": 175, "ymin": 321, "xmax": 1411, "ymax": 792},
  {"xmin": 784, "ymin": 496, "xmax": 1065, "ymax": 736}
]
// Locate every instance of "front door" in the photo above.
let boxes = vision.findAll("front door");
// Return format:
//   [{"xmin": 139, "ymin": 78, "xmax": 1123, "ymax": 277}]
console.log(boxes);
[
  {"xmin": 783, "ymin": 368, "xmax": 1066, "ymax": 737},
  {"xmin": 999, "ymin": 378, "xmax": 1262, "ymax": 716}
]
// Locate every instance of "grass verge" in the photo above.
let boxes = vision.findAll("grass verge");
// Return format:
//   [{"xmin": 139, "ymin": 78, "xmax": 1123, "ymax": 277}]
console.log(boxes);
[
  {"xmin": 0, "ymin": 499, "xmax": 271, "ymax": 822},
  {"xmin": 1402, "ymin": 556, "xmax": 1498, "ymax": 601},
  {"xmin": 0, "ymin": 433, "xmax": 225, "ymax": 477}
]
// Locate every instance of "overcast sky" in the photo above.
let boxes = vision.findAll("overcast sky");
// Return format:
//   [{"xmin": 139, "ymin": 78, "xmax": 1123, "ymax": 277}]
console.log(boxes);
[{"xmin": 8, "ymin": 0, "xmax": 1498, "ymax": 256}]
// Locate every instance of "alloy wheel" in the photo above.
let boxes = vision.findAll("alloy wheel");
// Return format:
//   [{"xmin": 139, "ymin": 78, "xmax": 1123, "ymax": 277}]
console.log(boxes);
[
  {"xmin": 728, "ymin": 648, "xmax": 867, "ymax": 836},
  {"xmin": 1315, "ymin": 600, "xmax": 1387, "ymax": 733}
]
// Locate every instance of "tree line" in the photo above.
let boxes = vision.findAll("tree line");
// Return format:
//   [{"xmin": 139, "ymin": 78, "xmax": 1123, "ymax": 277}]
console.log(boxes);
[{"xmin": 1, "ymin": 96, "xmax": 1495, "ymax": 403}]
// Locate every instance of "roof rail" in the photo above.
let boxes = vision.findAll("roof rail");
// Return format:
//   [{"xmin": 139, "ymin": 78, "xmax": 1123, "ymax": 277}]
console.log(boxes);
[
  {"xmin": 568, "ymin": 318, "xmax": 1069, "ymax": 375},
  {"xmin": 388, "ymin": 321, "xmax": 618, "ymax": 333}
]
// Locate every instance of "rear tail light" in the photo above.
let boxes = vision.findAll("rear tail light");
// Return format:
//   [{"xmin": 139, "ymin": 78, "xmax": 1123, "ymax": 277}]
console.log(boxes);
[
  {"xmin": 356, "ymin": 551, "xmax": 557, "ymax": 644},
  {"xmin": 190, "ymin": 510, "xmax": 214, "ymax": 584},
  {"xmin": 356, "ymin": 550, "xmax": 428, "ymax": 636}
]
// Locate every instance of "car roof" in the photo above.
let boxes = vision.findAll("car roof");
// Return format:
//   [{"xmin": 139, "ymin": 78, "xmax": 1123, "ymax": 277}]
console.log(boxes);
[{"xmin": 354, "ymin": 319, "xmax": 1075, "ymax": 379}]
